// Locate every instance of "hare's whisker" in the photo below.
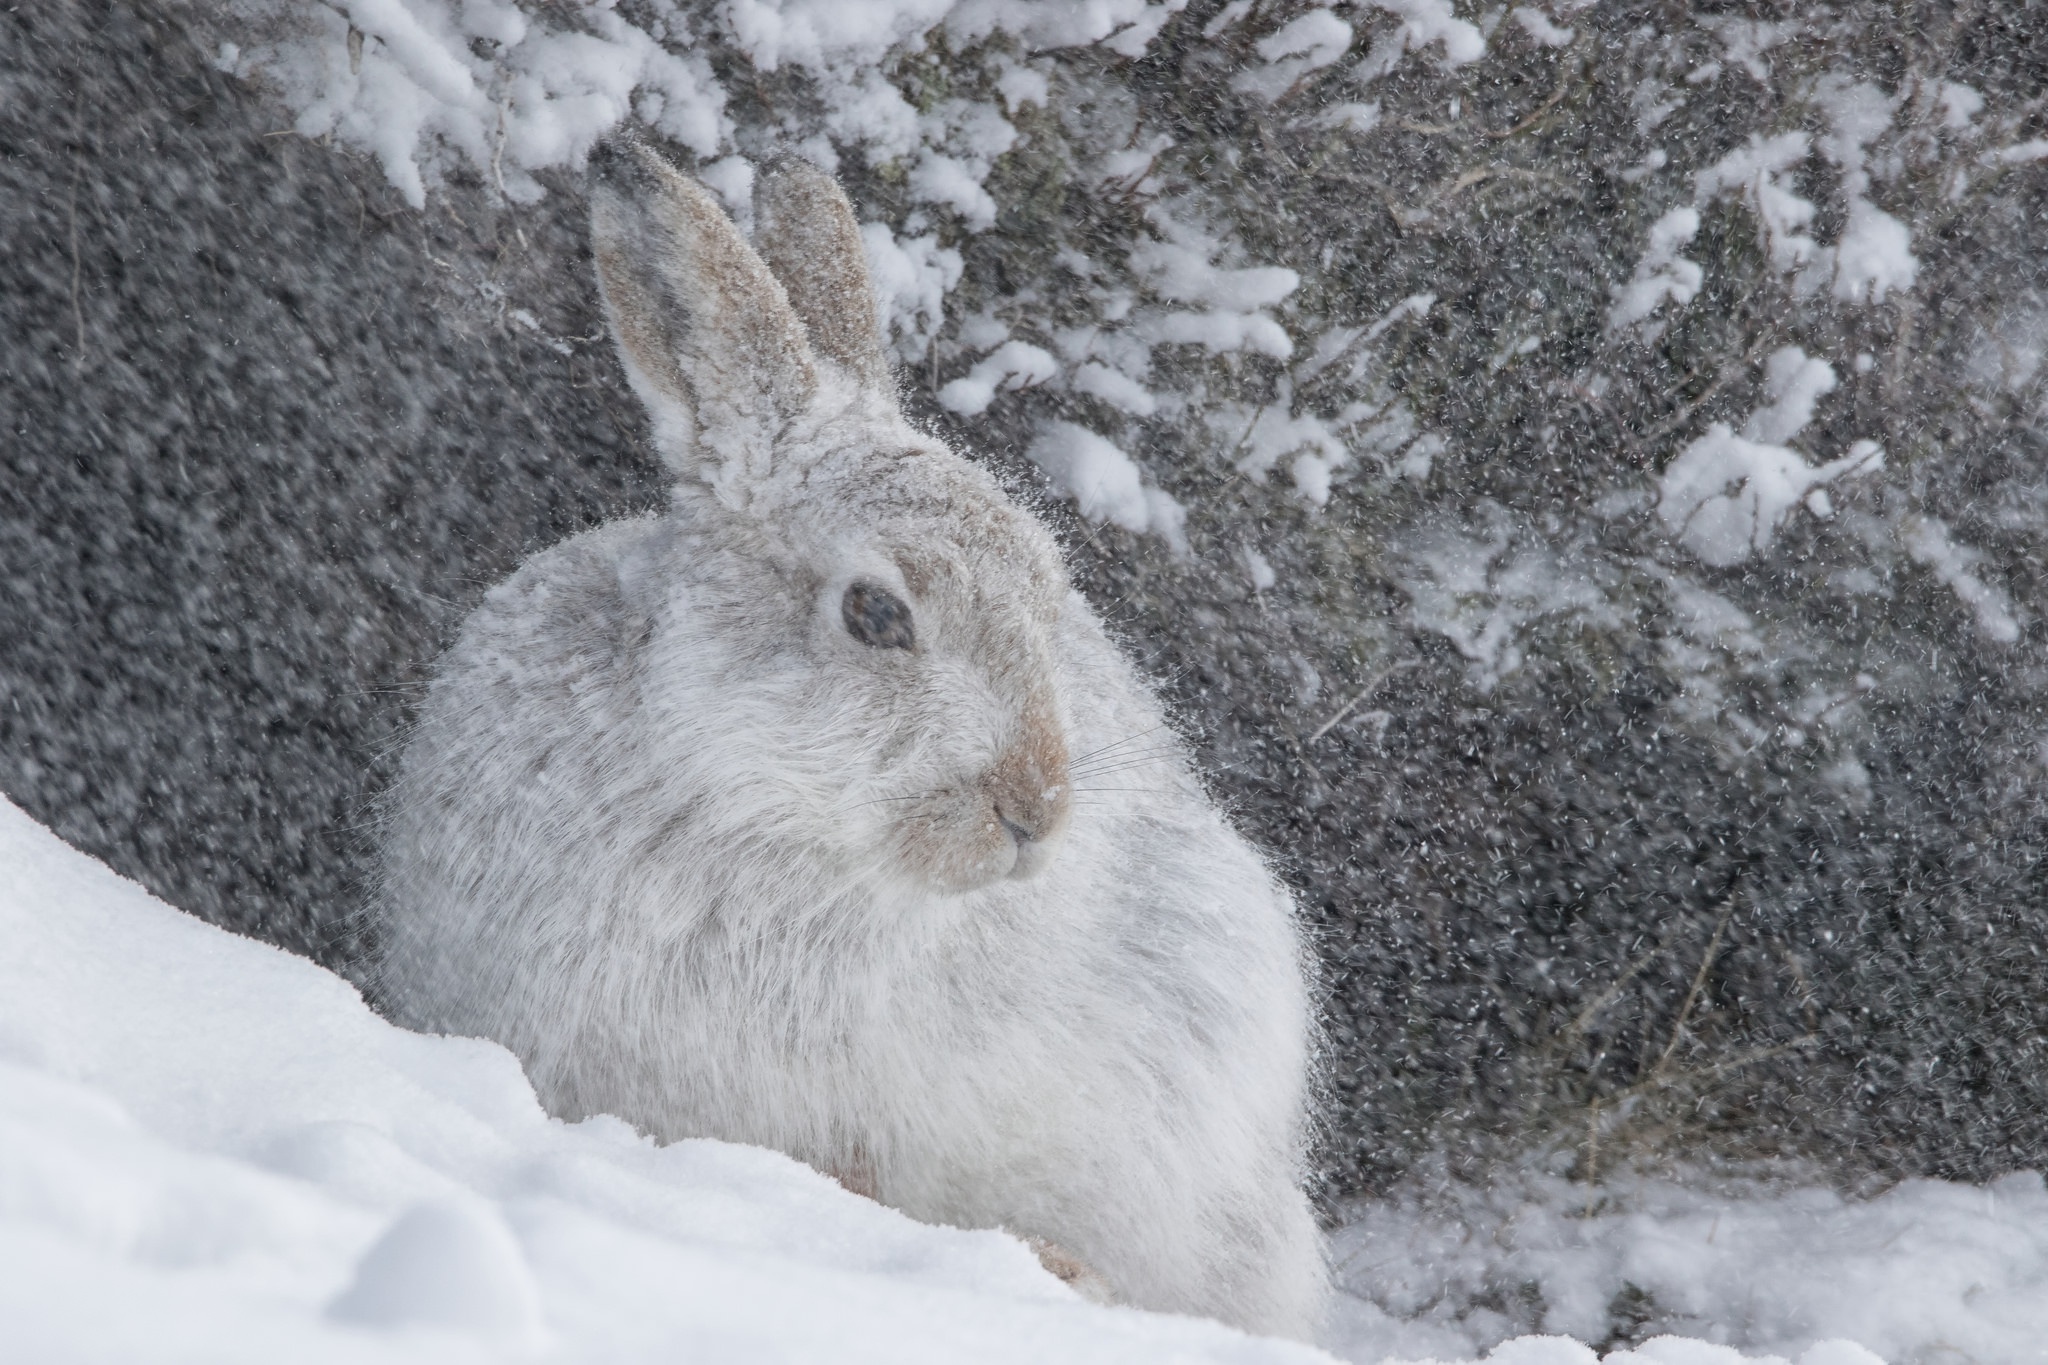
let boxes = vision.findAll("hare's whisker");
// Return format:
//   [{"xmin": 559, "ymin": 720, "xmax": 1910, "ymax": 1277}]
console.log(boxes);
[
  {"xmin": 1069, "ymin": 751, "xmax": 1178, "ymax": 778},
  {"xmin": 1071, "ymin": 740, "xmax": 1179, "ymax": 764},
  {"xmin": 1066, "ymin": 725, "xmax": 1168, "ymax": 768}
]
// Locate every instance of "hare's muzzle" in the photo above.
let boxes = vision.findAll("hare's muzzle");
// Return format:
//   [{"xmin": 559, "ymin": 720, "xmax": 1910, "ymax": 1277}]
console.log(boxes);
[{"xmin": 983, "ymin": 715, "xmax": 1071, "ymax": 881}]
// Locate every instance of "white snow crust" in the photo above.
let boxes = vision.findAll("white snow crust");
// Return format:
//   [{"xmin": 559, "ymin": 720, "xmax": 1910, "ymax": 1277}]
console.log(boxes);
[{"xmin": 0, "ymin": 795, "xmax": 1332, "ymax": 1363}]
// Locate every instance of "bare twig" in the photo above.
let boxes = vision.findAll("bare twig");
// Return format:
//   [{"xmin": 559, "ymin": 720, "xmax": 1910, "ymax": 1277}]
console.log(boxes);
[
  {"xmin": 1583, "ymin": 1096, "xmax": 1602, "ymax": 1204},
  {"xmin": 1609, "ymin": 1033, "xmax": 1821, "ymax": 1108},
  {"xmin": 1485, "ymin": 61, "xmax": 1586, "ymax": 142},
  {"xmin": 1553, "ymin": 924, "xmax": 1681, "ymax": 1049},
  {"xmin": 67, "ymin": 157, "xmax": 86, "ymax": 373},
  {"xmin": 1308, "ymin": 658, "xmax": 1418, "ymax": 742},
  {"xmin": 491, "ymin": 98, "xmax": 510, "ymax": 202},
  {"xmin": 1652, "ymin": 899, "xmax": 1735, "ymax": 1078}
]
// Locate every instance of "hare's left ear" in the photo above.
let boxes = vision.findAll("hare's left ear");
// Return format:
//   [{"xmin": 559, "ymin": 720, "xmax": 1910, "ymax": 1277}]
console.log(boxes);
[
  {"xmin": 589, "ymin": 138, "xmax": 817, "ymax": 490},
  {"xmin": 753, "ymin": 159, "xmax": 893, "ymax": 395}
]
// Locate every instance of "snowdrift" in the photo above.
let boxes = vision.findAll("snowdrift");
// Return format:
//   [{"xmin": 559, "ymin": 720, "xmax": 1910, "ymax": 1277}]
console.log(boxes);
[
  {"xmin": 0, "ymin": 795, "xmax": 1323, "ymax": 1363},
  {"xmin": 0, "ymin": 795, "xmax": 1977, "ymax": 1364}
]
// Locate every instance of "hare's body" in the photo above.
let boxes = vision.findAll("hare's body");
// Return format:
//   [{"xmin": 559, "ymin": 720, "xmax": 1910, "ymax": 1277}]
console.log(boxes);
[{"xmin": 376, "ymin": 144, "xmax": 1324, "ymax": 1336}]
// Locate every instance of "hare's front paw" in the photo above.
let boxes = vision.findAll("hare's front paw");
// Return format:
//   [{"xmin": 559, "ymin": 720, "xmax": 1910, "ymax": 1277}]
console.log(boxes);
[
  {"xmin": 827, "ymin": 1150, "xmax": 878, "ymax": 1202},
  {"xmin": 1025, "ymin": 1236, "xmax": 1115, "ymax": 1305}
]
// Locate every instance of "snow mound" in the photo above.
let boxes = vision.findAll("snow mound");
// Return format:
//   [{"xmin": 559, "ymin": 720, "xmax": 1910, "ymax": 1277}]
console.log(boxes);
[
  {"xmin": 0, "ymin": 800, "xmax": 1900, "ymax": 1364},
  {"xmin": 0, "ymin": 795, "xmax": 1327, "ymax": 1362}
]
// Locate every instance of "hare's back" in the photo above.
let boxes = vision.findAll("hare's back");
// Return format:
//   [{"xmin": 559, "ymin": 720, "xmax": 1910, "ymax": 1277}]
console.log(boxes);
[{"xmin": 448, "ymin": 513, "xmax": 677, "ymax": 685}]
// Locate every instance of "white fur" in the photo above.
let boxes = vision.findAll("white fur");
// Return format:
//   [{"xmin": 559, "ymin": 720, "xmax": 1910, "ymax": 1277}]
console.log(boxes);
[{"xmin": 375, "ymin": 144, "xmax": 1325, "ymax": 1337}]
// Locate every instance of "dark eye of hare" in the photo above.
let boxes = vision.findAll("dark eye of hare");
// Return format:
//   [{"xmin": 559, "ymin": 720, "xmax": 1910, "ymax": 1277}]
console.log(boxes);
[{"xmin": 842, "ymin": 580, "xmax": 916, "ymax": 651}]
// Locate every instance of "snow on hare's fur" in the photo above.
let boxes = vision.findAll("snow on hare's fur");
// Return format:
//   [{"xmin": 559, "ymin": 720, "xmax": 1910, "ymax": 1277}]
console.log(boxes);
[{"xmin": 374, "ymin": 140, "xmax": 1325, "ymax": 1337}]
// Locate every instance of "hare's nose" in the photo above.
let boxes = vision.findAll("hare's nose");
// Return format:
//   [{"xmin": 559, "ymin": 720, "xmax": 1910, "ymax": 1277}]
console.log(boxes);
[
  {"xmin": 990, "ymin": 773, "xmax": 1067, "ymax": 842},
  {"xmin": 983, "ymin": 707, "xmax": 1071, "ymax": 869},
  {"xmin": 992, "ymin": 784, "xmax": 1067, "ymax": 881},
  {"xmin": 996, "ymin": 803, "xmax": 1057, "ymax": 846}
]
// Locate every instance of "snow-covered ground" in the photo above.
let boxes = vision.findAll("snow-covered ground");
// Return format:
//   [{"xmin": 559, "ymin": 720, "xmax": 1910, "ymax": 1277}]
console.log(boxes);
[
  {"xmin": 1330, "ymin": 1167, "xmax": 2048, "ymax": 1364},
  {"xmin": 0, "ymin": 794, "xmax": 2023, "ymax": 1363},
  {"xmin": 0, "ymin": 795, "xmax": 1328, "ymax": 1364}
]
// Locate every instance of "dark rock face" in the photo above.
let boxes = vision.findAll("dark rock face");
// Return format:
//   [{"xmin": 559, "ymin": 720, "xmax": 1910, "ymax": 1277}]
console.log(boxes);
[{"xmin": 0, "ymin": 2, "xmax": 663, "ymax": 966}]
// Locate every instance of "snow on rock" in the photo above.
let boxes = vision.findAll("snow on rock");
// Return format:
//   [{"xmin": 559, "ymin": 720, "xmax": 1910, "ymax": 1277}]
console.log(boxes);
[
  {"xmin": 937, "ymin": 339, "xmax": 1059, "ymax": 415},
  {"xmin": 1656, "ymin": 426, "xmax": 1880, "ymax": 568},
  {"xmin": 1897, "ymin": 514, "xmax": 2021, "ymax": 644},
  {"xmin": 1608, "ymin": 207, "xmax": 1703, "ymax": 335},
  {"xmin": 1740, "ymin": 347, "xmax": 1836, "ymax": 445},
  {"xmin": 1027, "ymin": 421, "xmax": 1187, "ymax": 550},
  {"xmin": 0, "ymin": 794, "xmax": 1342, "ymax": 1363}
]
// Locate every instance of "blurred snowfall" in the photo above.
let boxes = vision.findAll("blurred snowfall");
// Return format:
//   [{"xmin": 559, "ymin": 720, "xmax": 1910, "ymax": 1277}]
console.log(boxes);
[{"xmin": 4, "ymin": 0, "xmax": 2048, "ymax": 1354}]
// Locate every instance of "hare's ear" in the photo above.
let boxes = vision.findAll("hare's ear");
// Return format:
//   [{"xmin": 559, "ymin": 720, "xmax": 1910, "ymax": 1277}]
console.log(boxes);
[
  {"xmin": 753, "ymin": 159, "xmax": 893, "ymax": 394},
  {"xmin": 589, "ymin": 139, "xmax": 817, "ymax": 487}
]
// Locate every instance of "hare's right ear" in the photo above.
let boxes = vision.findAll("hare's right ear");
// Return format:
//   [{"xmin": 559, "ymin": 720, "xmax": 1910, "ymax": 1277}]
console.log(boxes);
[
  {"xmin": 588, "ymin": 139, "xmax": 817, "ymax": 489},
  {"xmin": 752, "ymin": 159, "xmax": 893, "ymax": 395}
]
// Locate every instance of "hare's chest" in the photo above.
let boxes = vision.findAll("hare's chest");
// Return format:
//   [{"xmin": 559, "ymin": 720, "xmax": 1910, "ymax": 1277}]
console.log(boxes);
[{"xmin": 674, "ymin": 918, "xmax": 1084, "ymax": 1101}]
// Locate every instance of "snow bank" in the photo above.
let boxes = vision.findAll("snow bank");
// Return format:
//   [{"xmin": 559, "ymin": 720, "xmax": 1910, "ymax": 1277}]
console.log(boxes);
[
  {"xmin": 1, "ymin": 794, "xmax": 1943, "ymax": 1365},
  {"xmin": 0, "ymin": 794, "xmax": 1334, "ymax": 1363}
]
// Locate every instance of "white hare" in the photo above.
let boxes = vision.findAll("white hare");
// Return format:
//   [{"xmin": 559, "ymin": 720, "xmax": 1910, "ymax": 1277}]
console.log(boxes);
[{"xmin": 374, "ymin": 139, "xmax": 1326, "ymax": 1337}]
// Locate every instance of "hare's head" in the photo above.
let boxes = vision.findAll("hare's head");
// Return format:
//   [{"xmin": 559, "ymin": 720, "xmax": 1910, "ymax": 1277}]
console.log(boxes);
[{"xmin": 588, "ymin": 140, "xmax": 1072, "ymax": 896}]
